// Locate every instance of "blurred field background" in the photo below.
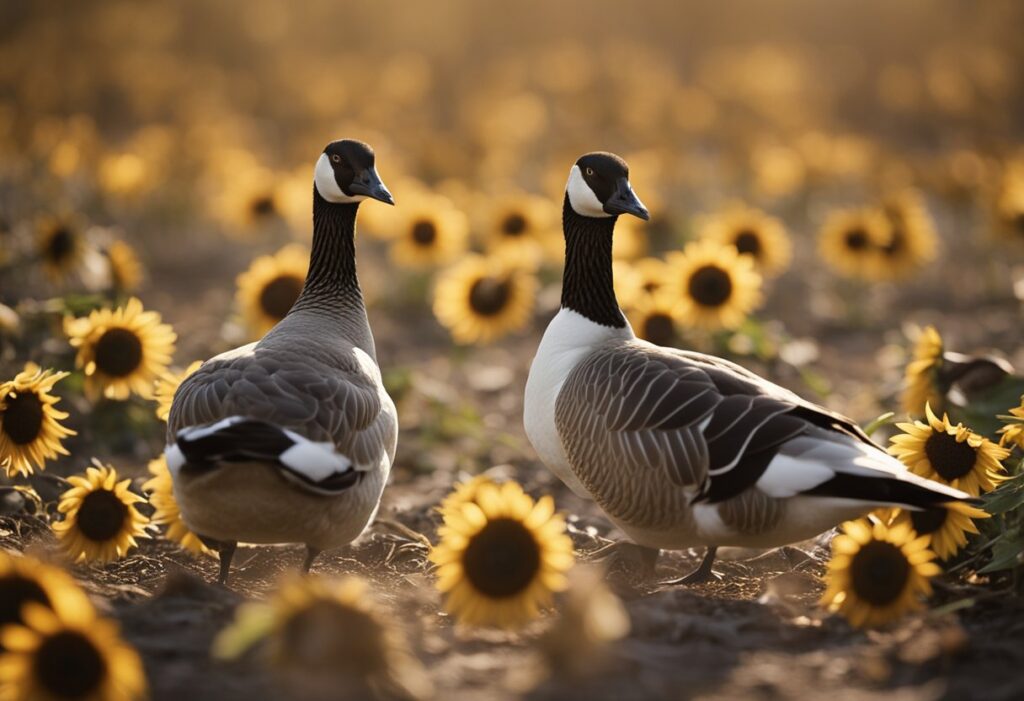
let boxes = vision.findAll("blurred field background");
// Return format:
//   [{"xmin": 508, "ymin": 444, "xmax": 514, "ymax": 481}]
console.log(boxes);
[{"xmin": 2, "ymin": 1, "xmax": 1024, "ymax": 699}]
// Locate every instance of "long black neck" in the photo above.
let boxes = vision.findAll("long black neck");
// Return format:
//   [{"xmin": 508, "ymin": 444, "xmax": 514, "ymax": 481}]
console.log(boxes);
[
  {"xmin": 560, "ymin": 194, "xmax": 626, "ymax": 328},
  {"xmin": 291, "ymin": 188, "xmax": 364, "ymax": 318}
]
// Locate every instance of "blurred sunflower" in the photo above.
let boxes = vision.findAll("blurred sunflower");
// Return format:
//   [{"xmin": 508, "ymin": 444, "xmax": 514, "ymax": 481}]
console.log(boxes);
[
  {"xmin": 143, "ymin": 456, "xmax": 211, "ymax": 557},
  {"xmin": 53, "ymin": 462, "xmax": 149, "ymax": 564},
  {"xmin": 433, "ymin": 255, "xmax": 537, "ymax": 345},
  {"xmin": 437, "ymin": 474, "xmax": 497, "ymax": 515},
  {"xmin": 997, "ymin": 395, "xmax": 1024, "ymax": 450},
  {"xmin": 611, "ymin": 215, "xmax": 649, "ymax": 261},
  {"xmin": 36, "ymin": 216, "xmax": 85, "ymax": 282},
  {"xmin": 0, "ymin": 600, "xmax": 146, "ymax": 701},
  {"xmin": 482, "ymin": 193, "xmax": 558, "ymax": 264},
  {"xmin": 888, "ymin": 404, "xmax": 1009, "ymax": 496},
  {"xmin": 817, "ymin": 207, "xmax": 889, "ymax": 279},
  {"xmin": 0, "ymin": 553, "xmax": 92, "ymax": 647},
  {"xmin": 0, "ymin": 364, "xmax": 75, "ymax": 478},
  {"xmin": 901, "ymin": 326, "xmax": 944, "ymax": 415},
  {"xmin": 699, "ymin": 204, "xmax": 791, "ymax": 276},
  {"xmin": 995, "ymin": 161, "xmax": 1024, "ymax": 240},
  {"xmin": 210, "ymin": 156, "xmax": 305, "ymax": 234},
  {"xmin": 214, "ymin": 575, "xmax": 430, "ymax": 700},
  {"xmin": 885, "ymin": 503, "xmax": 988, "ymax": 560},
  {"xmin": 622, "ymin": 257, "xmax": 671, "ymax": 304},
  {"xmin": 389, "ymin": 193, "xmax": 469, "ymax": 269},
  {"xmin": 154, "ymin": 360, "xmax": 203, "ymax": 422},
  {"xmin": 102, "ymin": 241, "xmax": 144, "ymax": 293},
  {"xmin": 64, "ymin": 297, "xmax": 176, "ymax": 401},
  {"xmin": 431, "ymin": 480, "xmax": 574, "ymax": 628},
  {"xmin": 664, "ymin": 241, "xmax": 762, "ymax": 331},
  {"xmin": 627, "ymin": 291, "xmax": 681, "ymax": 347},
  {"xmin": 875, "ymin": 190, "xmax": 939, "ymax": 279},
  {"xmin": 821, "ymin": 519, "xmax": 939, "ymax": 629},
  {"xmin": 236, "ymin": 244, "xmax": 308, "ymax": 337}
]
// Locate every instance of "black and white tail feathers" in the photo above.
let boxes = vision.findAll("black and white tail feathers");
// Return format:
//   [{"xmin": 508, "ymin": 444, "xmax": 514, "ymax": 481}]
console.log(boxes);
[{"xmin": 165, "ymin": 416, "xmax": 360, "ymax": 494}]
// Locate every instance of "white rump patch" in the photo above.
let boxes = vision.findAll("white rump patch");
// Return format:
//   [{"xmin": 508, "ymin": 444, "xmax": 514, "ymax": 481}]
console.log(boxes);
[
  {"xmin": 755, "ymin": 454, "xmax": 835, "ymax": 499},
  {"xmin": 280, "ymin": 428, "xmax": 355, "ymax": 481},
  {"xmin": 566, "ymin": 165, "xmax": 611, "ymax": 218},
  {"xmin": 314, "ymin": 153, "xmax": 367, "ymax": 204},
  {"xmin": 164, "ymin": 443, "xmax": 185, "ymax": 477},
  {"xmin": 177, "ymin": 415, "xmax": 246, "ymax": 441}
]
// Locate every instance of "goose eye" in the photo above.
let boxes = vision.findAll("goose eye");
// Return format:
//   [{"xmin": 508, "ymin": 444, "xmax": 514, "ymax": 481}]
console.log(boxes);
[
  {"xmin": 585, "ymin": 167, "xmax": 594, "ymax": 176},
  {"xmin": 331, "ymin": 154, "xmax": 341, "ymax": 164}
]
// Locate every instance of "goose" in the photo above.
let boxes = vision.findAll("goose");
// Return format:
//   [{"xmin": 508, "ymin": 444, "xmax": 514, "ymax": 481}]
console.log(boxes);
[
  {"xmin": 524, "ymin": 151, "xmax": 971, "ymax": 583},
  {"xmin": 165, "ymin": 139, "xmax": 397, "ymax": 584}
]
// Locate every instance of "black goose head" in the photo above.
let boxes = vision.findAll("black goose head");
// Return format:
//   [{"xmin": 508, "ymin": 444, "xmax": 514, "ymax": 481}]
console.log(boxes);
[
  {"xmin": 314, "ymin": 139, "xmax": 394, "ymax": 205},
  {"xmin": 565, "ymin": 152, "xmax": 649, "ymax": 220}
]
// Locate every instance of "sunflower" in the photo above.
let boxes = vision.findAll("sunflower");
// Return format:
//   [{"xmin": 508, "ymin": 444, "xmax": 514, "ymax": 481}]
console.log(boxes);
[
  {"xmin": 235, "ymin": 244, "xmax": 309, "ymax": 337},
  {"xmin": 481, "ymin": 193, "xmax": 561, "ymax": 266},
  {"xmin": 0, "ymin": 553, "xmax": 92, "ymax": 648},
  {"xmin": 664, "ymin": 240, "xmax": 763, "ymax": 331},
  {"xmin": 885, "ymin": 502, "xmax": 989, "ymax": 560},
  {"xmin": 874, "ymin": 190, "xmax": 939, "ymax": 279},
  {"xmin": 430, "ymin": 480, "xmax": 574, "ymax": 628},
  {"xmin": 102, "ymin": 241, "xmax": 144, "ymax": 293},
  {"xmin": 52, "ymin": 462, "xmax": 149, "ymax": 564},
  {"xmin": 699, "ymin": 204, "xmax": 791, "ymax": 276},
  {"xmin": 154, "ymin": 360, "xmax": 203, "ymax": 422},
  {"xmin": 0, "ymin": 364, "xmax": 76, "ymax": 478},
  {"xmin": 995, "ymin": 161, "xmax": 1024, "ymax": 241},
  {"xmin": 611, "ymin": 215, "xmax": 649, "ymax": 262},
  {"xmin": 997, "ymin": 395, "xmax": 1024, "ymax": 450},
  {"xmin": 0, "ymin": 600, "xmax": 146, "ymax": 701},
  {"xmin": 36, "ymin": 216, "xmax": 85, "ymax": 282},
  {"xmin": 437, "ymin": 474, "xmax": 498, "ymax": 516},
  {"xmin": 821, "ymin": 519, "xmax": 940, "ymax": 628},
  {"xmin": 901, "ymin": 326, "xmax": 944, "ymax": 416},
  {"xmin": 214, "ymin": 575, "xmax": 431, "ymax": 700},
  {"xmin": 817, "ymin": 207, "xmax": 890, "ymax": 279},
  {"xmin": 888, "ymin": 404, "xmax": 1010, "ymax": 496},
  {"xmin": 433, "ymin": 255, "xmax": 538, "ymax": 345},
  {"xmin": 627, "ymin": 291, "xmax": 681, "ymax": 347},
  {"xmin": 142, "ymin": 456, "xmax": 212, "ymax": 557},
  {"xmin": 64, "ymin": 297, "xmax": 176, "ymax": 401},
  {"xmin": 615, "ymin": 257, "xmax": 671, "ymax": 310},
  {"xmin": 389, "ymin": 193, "xmax": 469, "ymax": 269}
]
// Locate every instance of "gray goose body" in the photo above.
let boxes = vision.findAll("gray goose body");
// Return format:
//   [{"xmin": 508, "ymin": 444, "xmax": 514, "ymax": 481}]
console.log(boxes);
[
  {"xmin": 524, "ymin": 152, "xmax": 970, "ymax": 579},
  {"xmin": 166, "ymin": 140, "xmax": 396, "ymax": 582}
]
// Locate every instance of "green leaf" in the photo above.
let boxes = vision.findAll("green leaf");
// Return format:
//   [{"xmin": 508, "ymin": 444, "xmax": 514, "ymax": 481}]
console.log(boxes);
[
  {"xmin": 863, "ymin": 412, "xmax": 896, "ymax": 437},
  {"xmin": 983, "ymin": 473, "xmax": 1024, "ymax": 515},
  {"xmin": 978, "ymin": 531, "xmax": 1024, "ymax": 574}
]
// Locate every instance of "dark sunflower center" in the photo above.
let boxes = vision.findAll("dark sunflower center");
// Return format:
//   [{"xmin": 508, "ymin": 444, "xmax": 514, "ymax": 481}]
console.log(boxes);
[
  {"xmin": 849, "ymin": 540, "xmax": 911, "ymax": 606},
  {"xmin": 258, "ymin": 275, "xmax": 304, "ymax": 320},
  {"xmin": 461, "ymin": 517, "xmax": 541, "ymax": 598},
  {"xmin": 844, "ymin": 228, "xmax": 869, "ymax": 251},
  {"xmin": 411, "ymin": 220, "xmax": 438, "ymax": 246},
  {"xmin": 249, "ymin": 194, "xmax": 277, "ymax": 219},
  {"xmin": 687, "ymin": 265, "xmax": 733, "ymax": 307},
  {"xmin": 46, "ymin": 228, "xmax": 75, "ymax": 262},
  {"xmin": 468, "ymin": 277, "xmax": 512, "ymax": 317},
  {"xmin": 501, "ymin": 213, "xmax": 528, "ymax": 237},
  {"xmin": 733, "ymin": 230, "xmax": 761, "ymax": 256},
  {"xmin": 923, "ymin": 431, "xmax": 978, "ymax": 481},
  {"xmin": 641, "ymin": 280, "xmax": 661, "ymax": 294},
  {"xmin": 909, "ymin": 508, "xmax": 948, "ymax": 536},
  {"xmin": 1013, "ymin": 212, "xmax": 1024, "ymax": 236},
  {"xmin": 0, "ymin": 575, "xmax": 51, "ymax": 630},
  {"xmin": 94, "ymin": 328, "xmax": 143, "ymax": 378},
  {"xmin": 34, "ymin": 631, "xmax": 106, "ymax": 698},
  {"xmin": 76, "ymin": 490, "xmax": 128, "ymax": 542},
  {"xmin": 641, "ymin": 312, "xmax": 675, "ymax": 346},
  {"xmin": 1, "ymin": 392, "xmax": 44, "ymax": 445}
]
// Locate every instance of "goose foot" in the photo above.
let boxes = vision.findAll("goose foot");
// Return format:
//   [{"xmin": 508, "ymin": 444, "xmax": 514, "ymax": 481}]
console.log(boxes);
[
  {"xmin": 197, "ymin": 537, "xmax": 238, "ymax": 585},
  {"xmin": 662, "ymin": 547, "xmax": 719, "ymax": 586},
  {"xmin": 302, "ymin": 545, "xmax": 322, "ymax": 573},
  {"xmin": 587, "ymin": 541, "xmax": 660, "ymax": 578}
]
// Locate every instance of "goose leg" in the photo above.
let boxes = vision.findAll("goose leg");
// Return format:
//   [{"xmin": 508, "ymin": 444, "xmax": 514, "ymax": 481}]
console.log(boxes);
[
  {"xmin": 302, "ymin": 546, "xmax": 322, "ymax": 573},
  {"xmin": 662, "ymin": 546, "xmax": 719, "ymax": 586},
  {"xmin": 215, "ymin": 540, "xmax": 237, "ymax": 585}
]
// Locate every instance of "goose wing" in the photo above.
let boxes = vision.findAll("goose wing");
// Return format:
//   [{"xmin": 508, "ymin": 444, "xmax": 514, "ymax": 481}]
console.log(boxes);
[
  {"xmin": 553, "ymin": 340, "xmax": 935, "ymax": 507},
  {"xmin": 167, "ymin": 345, "xmax": 396, "ymax": 486}
]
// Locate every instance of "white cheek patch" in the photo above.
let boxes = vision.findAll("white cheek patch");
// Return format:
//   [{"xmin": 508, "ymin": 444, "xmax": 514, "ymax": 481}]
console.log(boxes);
[
  {"xmin": 566, "ymin": 165, "xmax": 611, "ymax": 218},
  {"xmin": 314, "ymin": 153, "xmax": 367, "ymax": 204}
]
